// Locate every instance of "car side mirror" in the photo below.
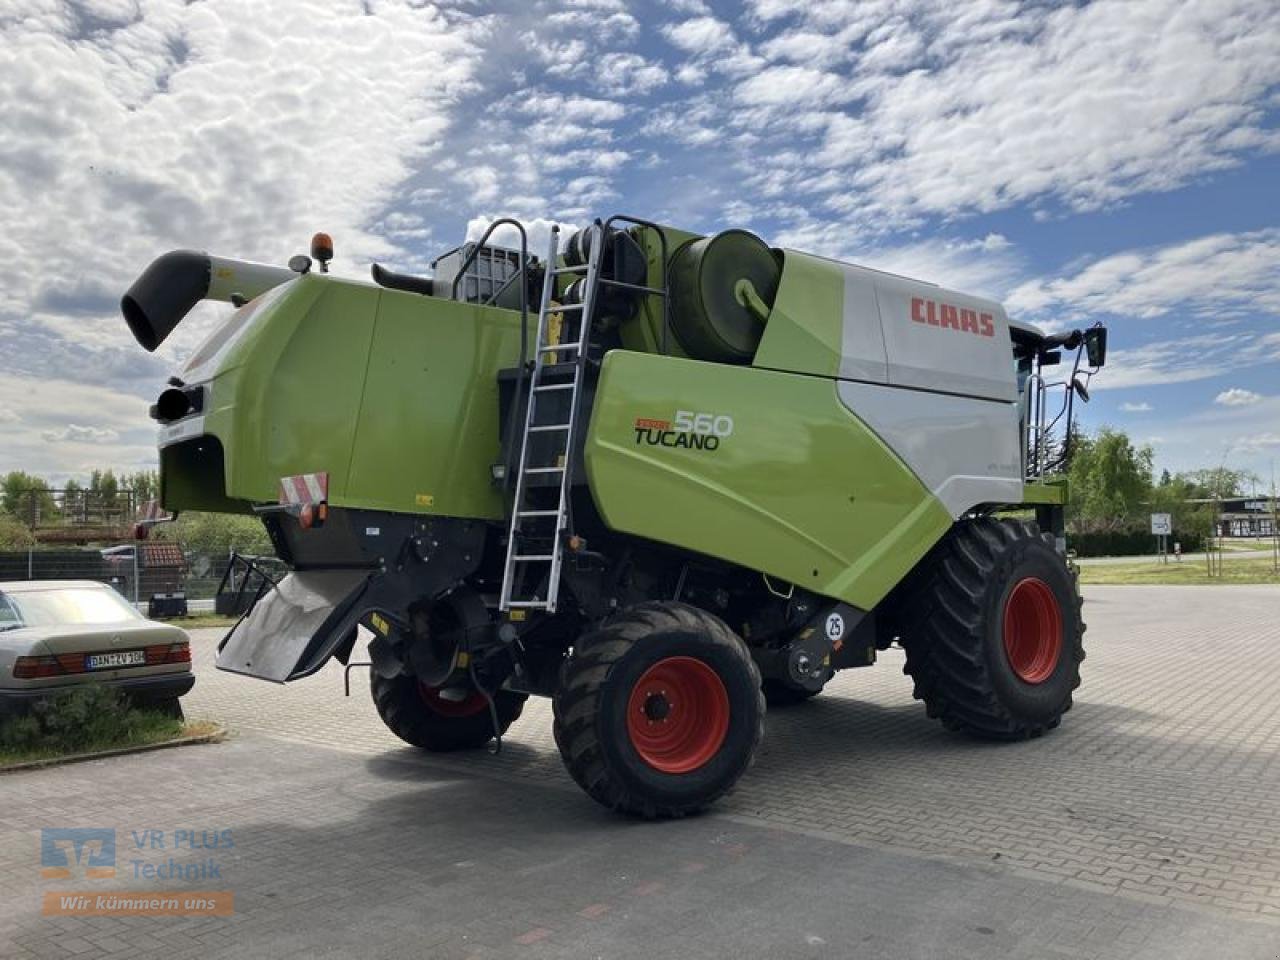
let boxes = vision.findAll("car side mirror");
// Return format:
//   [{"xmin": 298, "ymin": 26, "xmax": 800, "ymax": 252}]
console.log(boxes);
[{"xmin": 1085, "ymin": 326, "xmax": 1107, "ymax": 368}]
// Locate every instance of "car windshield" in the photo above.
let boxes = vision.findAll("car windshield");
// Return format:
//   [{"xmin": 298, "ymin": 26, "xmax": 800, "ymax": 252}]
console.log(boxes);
[{"xmin": 2, "ymin": 586, "xmax": 141, "ymax": 628}]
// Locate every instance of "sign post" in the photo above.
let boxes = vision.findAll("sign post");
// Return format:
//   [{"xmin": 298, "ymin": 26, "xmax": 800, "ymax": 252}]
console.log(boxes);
[{"xmin": 1151, "ymin": 513, "xmax": 1172, "ymax": 564}]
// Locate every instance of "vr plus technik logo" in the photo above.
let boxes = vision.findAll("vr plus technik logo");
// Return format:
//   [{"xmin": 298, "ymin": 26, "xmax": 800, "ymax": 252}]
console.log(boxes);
[{"xmin": 41, "ymin": 828, "xmax": 116, "ymax": 881}]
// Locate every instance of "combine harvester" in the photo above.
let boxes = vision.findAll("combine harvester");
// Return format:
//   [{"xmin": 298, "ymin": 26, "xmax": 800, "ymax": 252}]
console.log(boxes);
[{"xmin": 120, "ymin": 215, "xmax": 1105, "ymax": 816}]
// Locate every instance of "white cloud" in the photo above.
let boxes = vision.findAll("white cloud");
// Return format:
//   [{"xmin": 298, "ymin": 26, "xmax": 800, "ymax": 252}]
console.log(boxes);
[
  {"xmin": 41, "ymin": 424, "xmax": 120, "ymax": 444},
  {"xmin": 0, "ymin": 0, "xmax": 484, "ymax": 475},
  {"xmin": 1216, "ymin": 388, "xmax": 1264, "ymax": 407},
  {"xmin": 1120, "ymin": 402, "xmax": 1153, "ymax": 412},
  {"xmin": 715, "ymin": 0, "xmax": 1280, "ymax": 231},
  {"xmin": 519, "ymin": 93, "xmax": 626, "ymax": 124},
  {"xmin": 1007, "ymin": 229, "xmax": 1280, "ymax": 323},
  {"xmin": 663, "ymin": 16, "xmax": 737, "ymax": 55}
]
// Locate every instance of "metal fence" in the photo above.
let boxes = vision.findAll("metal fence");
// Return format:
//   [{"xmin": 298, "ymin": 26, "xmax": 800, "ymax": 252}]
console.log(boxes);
[
  {"xmin": 0, "ymin": 547, "xmax": 280, "ymax": 610},
  {"xmin": 4, "ymin": 488, "xmax": 143, "ymax": 542}
]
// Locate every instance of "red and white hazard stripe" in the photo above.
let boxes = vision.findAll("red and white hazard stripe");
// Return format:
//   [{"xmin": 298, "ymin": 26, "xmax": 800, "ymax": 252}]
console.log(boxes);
[{"xmin": 279, "ymin": 472, "xmax": 328, "ymax": 506}]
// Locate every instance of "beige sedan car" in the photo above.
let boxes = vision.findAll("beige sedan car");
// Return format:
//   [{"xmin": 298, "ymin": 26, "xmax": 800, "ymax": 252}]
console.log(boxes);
[{"xmin": 0, "ymin": 580, "xmax": 193, "ymax": 714}]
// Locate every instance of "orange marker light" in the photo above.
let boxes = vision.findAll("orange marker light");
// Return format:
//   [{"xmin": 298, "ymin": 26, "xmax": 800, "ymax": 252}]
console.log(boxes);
[{"xmin": 311, "ymin": 232, "xmax": 334, "ymax": 272}]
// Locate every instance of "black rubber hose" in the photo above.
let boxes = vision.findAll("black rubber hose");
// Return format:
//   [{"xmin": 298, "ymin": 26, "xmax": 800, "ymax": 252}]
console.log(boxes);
[{"xmin": 121, "ymin": 250, "xmax": 211, "ymax": 352}]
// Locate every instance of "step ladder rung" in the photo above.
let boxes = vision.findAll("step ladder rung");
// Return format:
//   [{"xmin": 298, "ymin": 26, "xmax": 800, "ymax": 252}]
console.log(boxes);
[{"xmin": 503, "ymin": 220, "xmax": 646, "ymax": 617}]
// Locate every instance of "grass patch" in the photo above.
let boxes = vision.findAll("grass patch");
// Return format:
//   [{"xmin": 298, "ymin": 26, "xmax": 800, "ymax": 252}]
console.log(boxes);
[
  {"xmin": 1078, "ymin": 556, "xmax": 1280, "ymax": 586},
  {"xmin": 0, "ymin": 684, "xmax": 208, "ymax": 768}
]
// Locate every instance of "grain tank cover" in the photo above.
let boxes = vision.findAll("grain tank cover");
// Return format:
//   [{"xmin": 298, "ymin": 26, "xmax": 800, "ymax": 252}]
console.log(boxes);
[{"xmin": 669, "ymin": 230, "xmax": 780, "ymax": 363}]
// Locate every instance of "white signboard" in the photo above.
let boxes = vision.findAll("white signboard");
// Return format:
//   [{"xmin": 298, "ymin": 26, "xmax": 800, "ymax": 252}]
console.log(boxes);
[{"xmin": 1150, "ymin": 513, "xmax": 1172, "ymax": 536}]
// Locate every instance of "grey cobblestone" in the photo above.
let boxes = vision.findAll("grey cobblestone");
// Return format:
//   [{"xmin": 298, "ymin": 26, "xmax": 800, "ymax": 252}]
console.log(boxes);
[
  {"xmin": 173, "ymin": 585, "xmax": 1280, "ymax": 920},
  {"xmin": 2, "ymin": 585, "xmax": 1278, "ymax": 958}
]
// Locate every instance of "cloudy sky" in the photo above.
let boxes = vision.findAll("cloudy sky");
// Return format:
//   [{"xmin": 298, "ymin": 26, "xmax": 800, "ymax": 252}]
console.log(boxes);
[{"xmin": 1, "ymin": 0, "xmax": 1278, "ymax": 487}]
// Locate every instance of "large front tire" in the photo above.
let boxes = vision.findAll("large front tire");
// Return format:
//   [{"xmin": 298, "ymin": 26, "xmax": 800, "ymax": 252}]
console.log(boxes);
[
  {"xmin": 553, "ymin": 602, "xmax": 764, "ymax": 818},
  {"xmin": 889, "ymin": 519, "xmax": 1084, "ymax": 740},
  {"xmin": 371, "ymin": 673, "xmax": 526, "ymax": 751}
]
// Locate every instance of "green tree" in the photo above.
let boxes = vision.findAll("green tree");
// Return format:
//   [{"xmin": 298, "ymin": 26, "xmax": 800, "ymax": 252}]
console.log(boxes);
[
  {"xmin": 88, "ymin": 469, "xmax": 120, "ymax": 507},
  {"xmin": 1179, "ymin": 467, "xmax": 1259, "ymax": 499},
  {"xmin": 0, "ymin": 513, "xmax": 36, "ymax": 548},
  {"xmin": 1066, "ymin": 428, "xmax": 1154, "ymax": 533},
  {"xmin": 122, "ymin": 470, "xmax": 159, "ymax": 505},
  {"xmin": 156, "ymin": 512, "xmax": 272, "ymax": 556},
  {"xmin": 1, "ymin": 471, "xmax": 59, "ymax": 525}
]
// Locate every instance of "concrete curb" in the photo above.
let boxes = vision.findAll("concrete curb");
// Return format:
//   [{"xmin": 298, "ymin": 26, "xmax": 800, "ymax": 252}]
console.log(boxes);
[{"xmin": 0, "ymin": 722, "xmax": 227, "ymax": 774}]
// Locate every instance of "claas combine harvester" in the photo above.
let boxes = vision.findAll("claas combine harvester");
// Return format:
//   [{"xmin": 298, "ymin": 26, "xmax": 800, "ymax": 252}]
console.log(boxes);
[{"xmin": 121, "ymin": 213, "xmax": 1106, "ymax": 816}]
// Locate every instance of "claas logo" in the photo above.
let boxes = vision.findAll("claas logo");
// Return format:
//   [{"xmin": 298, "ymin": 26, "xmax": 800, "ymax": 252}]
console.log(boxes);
[{"xmin": 911, "ymin": 297, "xmax": 995, "ymax": 338}]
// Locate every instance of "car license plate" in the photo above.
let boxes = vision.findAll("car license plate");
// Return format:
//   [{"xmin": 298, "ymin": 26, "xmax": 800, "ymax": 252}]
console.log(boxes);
[{"xmin": 86, "ymin": 650, "xmax": 146, "ymax": 670}]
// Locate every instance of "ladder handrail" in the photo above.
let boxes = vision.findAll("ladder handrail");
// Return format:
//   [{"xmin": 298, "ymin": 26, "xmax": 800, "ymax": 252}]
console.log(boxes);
[
  {"xmin": 601, "ymin": 214, "xmax": 672, "ymax": 354},
  {"xmin": 499, "ymin": 222, "xmax": 604, "ymax": 613}
]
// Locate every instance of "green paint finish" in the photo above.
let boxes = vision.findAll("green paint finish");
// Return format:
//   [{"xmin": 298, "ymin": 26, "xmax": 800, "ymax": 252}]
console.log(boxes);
[
  {"xmin": 1022, "ymin": 479, "xmax": 1068, "ymax": 505},
  {"xmin": 617, "ymin": 224, "xmax": 700, "ymax": 357},
  {"xmin": 214, "ymin": 277, "xmax": 375, "ymax": 504},
  {"xmin": 752, "ymin": 251, "xmax": 844, "ymax": 377},
  {"xmin": 345, "ymin": 291, "xmax": 519, "ymax": 518},
  {"xmin": 584, "ymin": 351, "xmax": 953, "ymax": 609},
  {"xmin": 178, "ymin": 276, "xmax": 521, "ymax": 518}
]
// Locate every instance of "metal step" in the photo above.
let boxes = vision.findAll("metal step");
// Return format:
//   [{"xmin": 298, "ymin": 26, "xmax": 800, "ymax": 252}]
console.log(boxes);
[{"xmin": 500, "ymin": 221, "xmax": 609, "ymax": 615}]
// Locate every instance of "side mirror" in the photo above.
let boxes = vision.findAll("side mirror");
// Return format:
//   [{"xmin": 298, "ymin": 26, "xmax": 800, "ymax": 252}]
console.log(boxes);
[
  {"xmin": 1085, "ymin": 326, "xmax": 1107, "ymax": 368},
  {"xmin": 1072, "ymin": 377, "xmax": 1090, "ymax": 403}
]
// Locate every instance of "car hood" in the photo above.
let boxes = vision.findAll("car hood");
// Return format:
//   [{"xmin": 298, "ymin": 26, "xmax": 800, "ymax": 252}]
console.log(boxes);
[{"xmin": 2, "ymin": 620, "xmax": 187, "ymax": 656}]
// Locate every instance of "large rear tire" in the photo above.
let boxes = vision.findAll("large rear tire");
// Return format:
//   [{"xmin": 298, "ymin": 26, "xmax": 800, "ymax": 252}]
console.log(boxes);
[
  {"xmin": 371, "ymin": 673, "xmax": 526, "ymax": 751},
  {"xmin": 889, "ymin": 519, "xmax": 1084, "ymax": 740},
  {"xmin": 553, "ymin": 602, "xmax": 764, "ymax": 818}
]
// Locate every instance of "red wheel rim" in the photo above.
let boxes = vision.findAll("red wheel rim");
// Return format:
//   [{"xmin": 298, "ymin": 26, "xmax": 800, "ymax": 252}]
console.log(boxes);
[
  {"xmin": 626, "ymin": 656, "xmax": 729, "ymax": 774},
  {"xmin": 418, "ymin": 682, "xmax": 488, "ymax": 718},
  {"xmin": 1002, "ymin": 577, "xmax": 1063, "ymax": 684}
]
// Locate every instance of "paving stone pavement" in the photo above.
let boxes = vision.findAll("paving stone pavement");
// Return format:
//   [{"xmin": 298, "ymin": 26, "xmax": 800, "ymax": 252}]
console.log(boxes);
[{"xmin": 2, "ymin": 585, "xmax": 1279, "ymax": 958}]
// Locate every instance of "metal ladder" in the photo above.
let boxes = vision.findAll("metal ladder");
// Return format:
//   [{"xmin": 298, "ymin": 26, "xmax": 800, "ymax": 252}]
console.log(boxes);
[{"xmin": 498, "ymin": 223, "xmax": 604, "ymax": 613}]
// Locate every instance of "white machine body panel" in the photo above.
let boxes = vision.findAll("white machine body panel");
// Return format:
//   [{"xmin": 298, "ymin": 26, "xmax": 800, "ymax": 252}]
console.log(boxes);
[
  {"xmin": 837, "ymin": 381, "xmax": 1024, "ymax": 517},
  {"xmin": 873, "ymin": 273, "xmax": 1017, "ymax": 402},
  {"xmin": 838, "ymin": 265, "xmax": 890, "ymax": 384}
]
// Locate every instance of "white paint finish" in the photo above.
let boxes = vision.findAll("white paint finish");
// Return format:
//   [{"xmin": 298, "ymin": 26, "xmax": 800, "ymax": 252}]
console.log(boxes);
[
  {"xmin": 206, "ymin": 255, "xmax": 297, "ymax": 304},
  {"xmin": 157, "ymin": 415, "xmax": 206, "ymax": 449},
  {"xmin": 873, "ymin": 273, "xmax": 1017, "ymax": 403},
  {"xmin": 838, "ymin": 380, "xmax": 1023, "ymax": 517},
  {"xmin": 839, "ymin": 267, "xmax": 889, "ymax": 383}
]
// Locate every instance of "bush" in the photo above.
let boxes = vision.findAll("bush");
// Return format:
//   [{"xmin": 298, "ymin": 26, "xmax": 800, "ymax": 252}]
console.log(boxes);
[
  {"xmin": 1069, "ymin": 528, "xmax": 1204, "ymax": 558},
  {"xmin": 0, "ymin": 514, "xmax": 35, "ymax": 549},
  {"xmin": 156, "ymin": 511, "xmax": 272, "ymax": 556},
  {"xmin": 0, "ymin": 684, "xmax": 181, "ymax": 757}
]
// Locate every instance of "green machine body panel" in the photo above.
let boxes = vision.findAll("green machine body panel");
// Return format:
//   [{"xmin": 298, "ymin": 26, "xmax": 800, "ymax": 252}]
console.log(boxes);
[
  {"xmin": 583, "ymin": 350, "xmax": 953, "ymax": 609},
  {"xmin": 752, "ymin": 251, "xmax": 846, "ymax": 379},
  {"xmin": 166, "ymin": 276, "xmax": 521, "ymax": 520}
]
